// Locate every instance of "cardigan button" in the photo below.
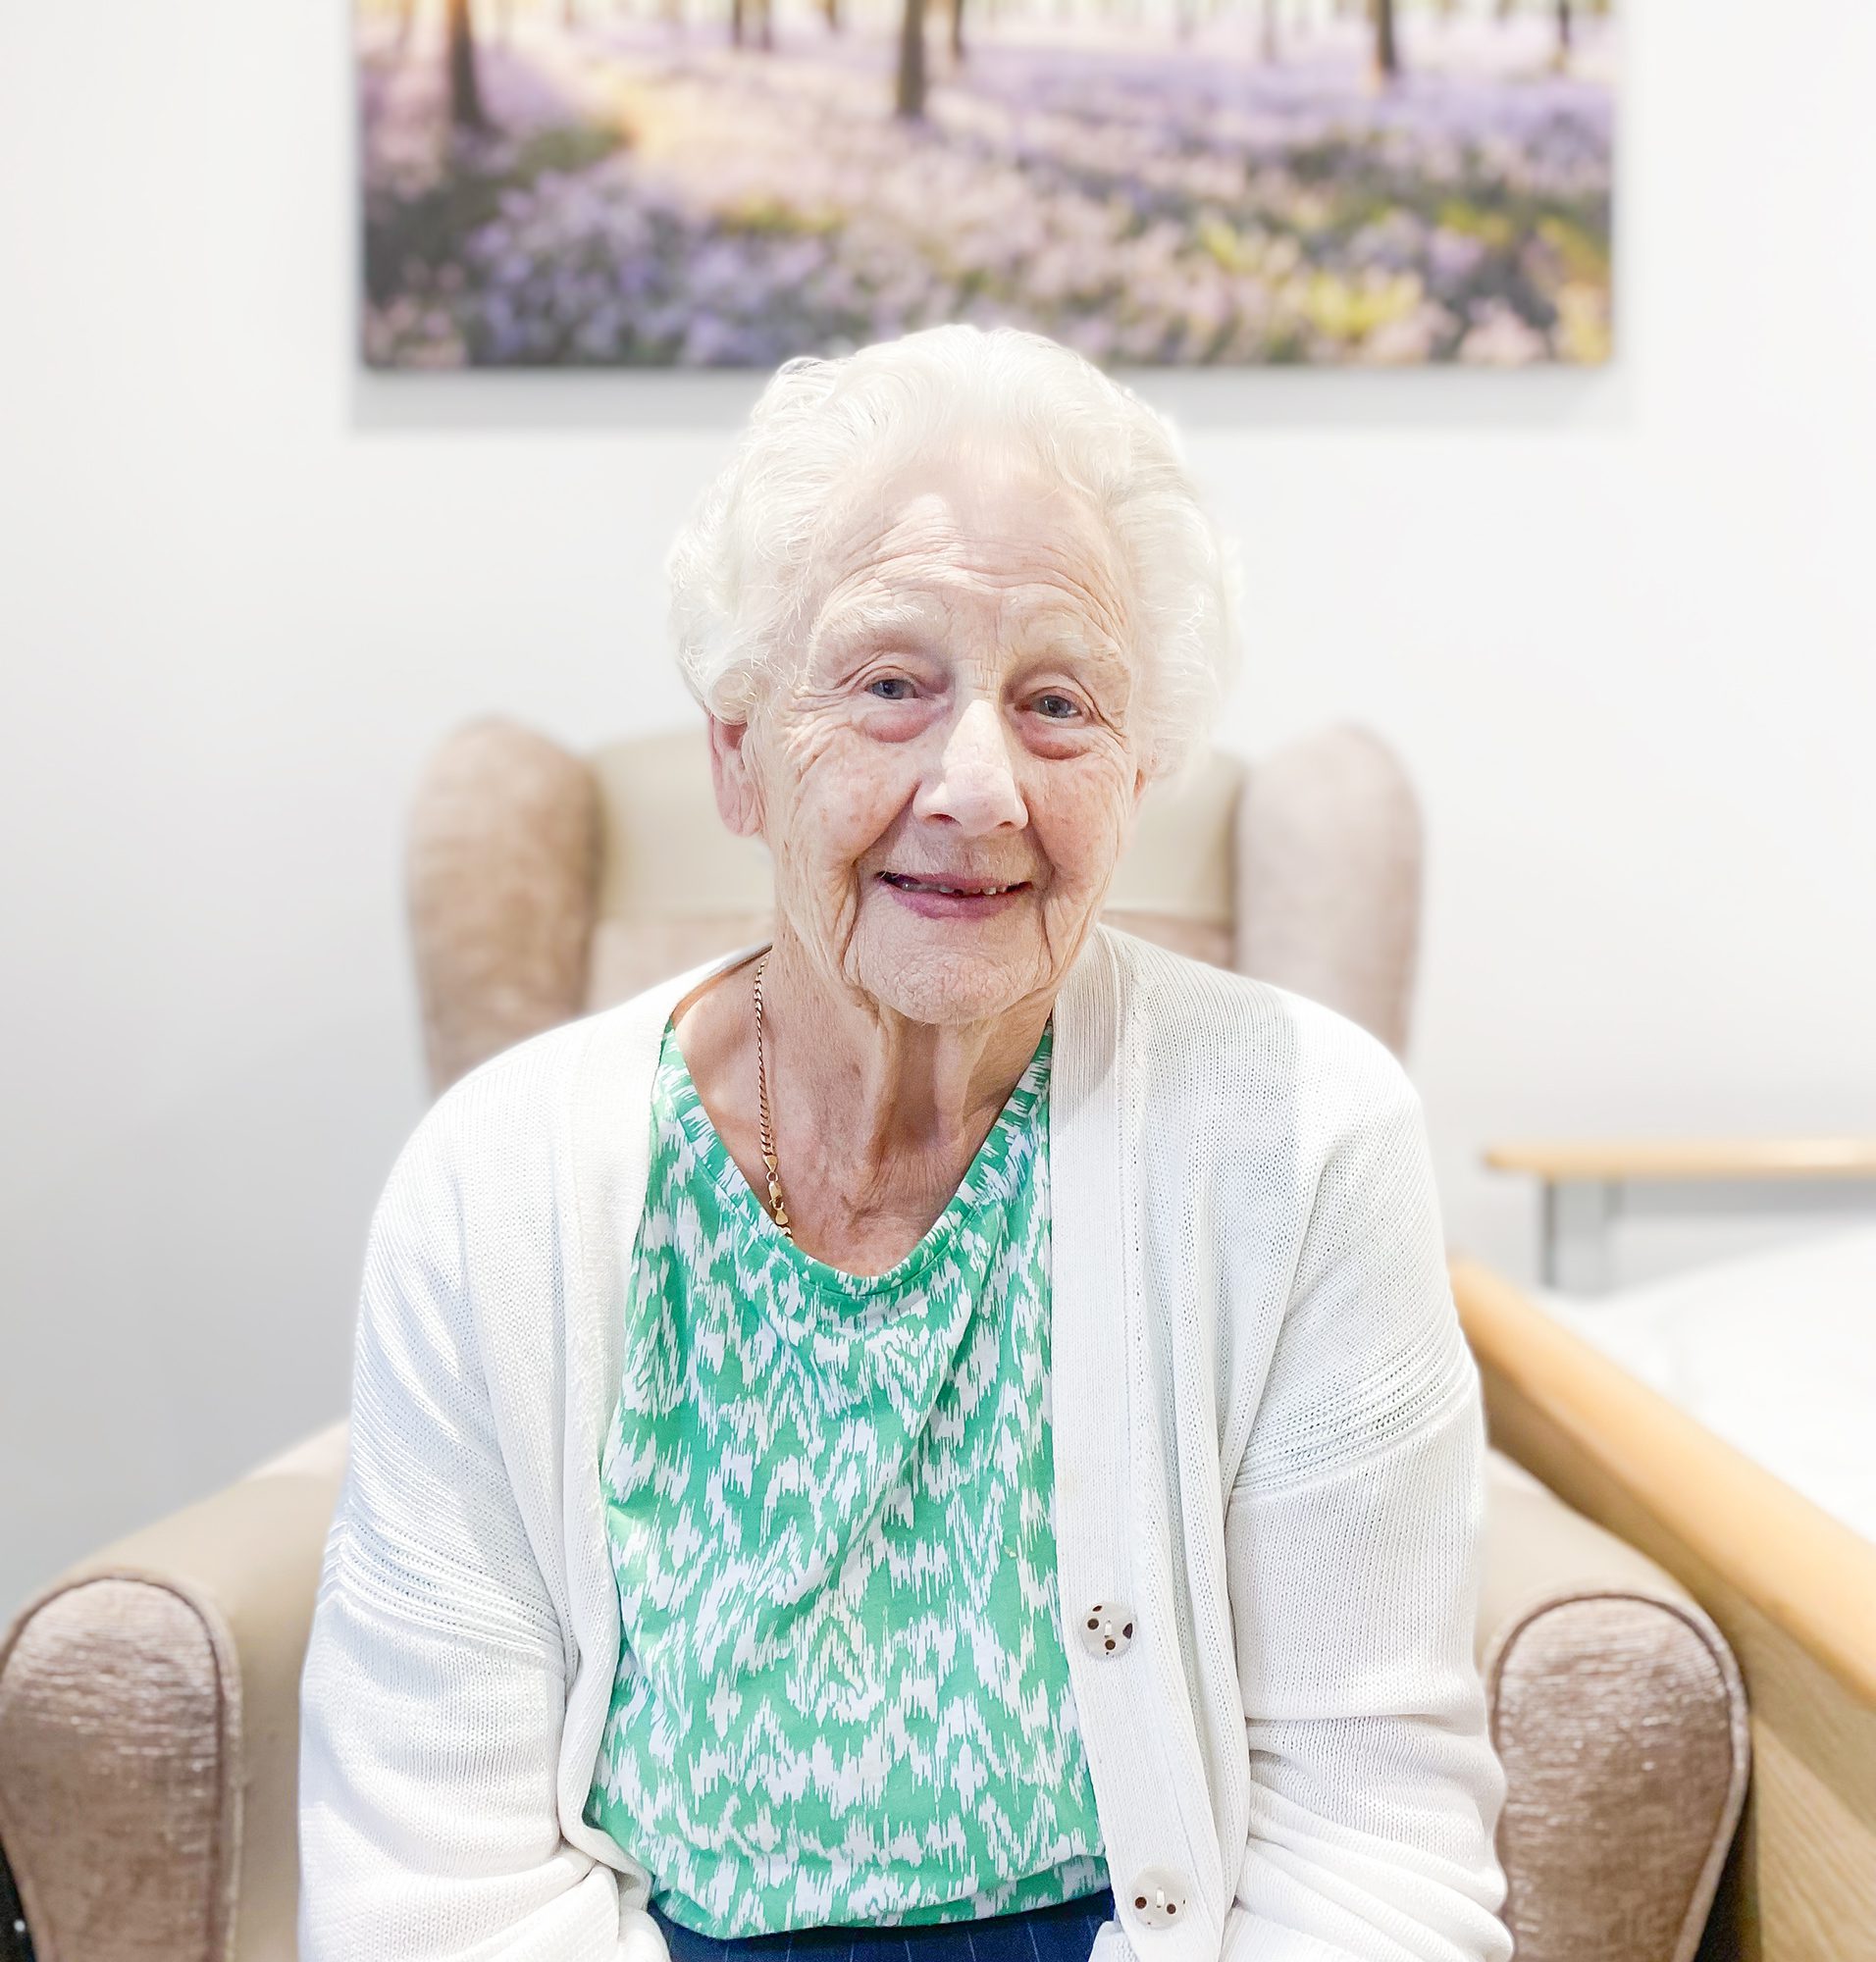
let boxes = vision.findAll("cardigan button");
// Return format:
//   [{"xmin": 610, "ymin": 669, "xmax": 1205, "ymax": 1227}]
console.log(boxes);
[
  {"xmin": 1126, "ymin": 1868, "xmax": 1188, "ymax": 1931},
  {"xmin": 1079, "ymin": 1600, "xmax": 1135, "ymax": 1658}
]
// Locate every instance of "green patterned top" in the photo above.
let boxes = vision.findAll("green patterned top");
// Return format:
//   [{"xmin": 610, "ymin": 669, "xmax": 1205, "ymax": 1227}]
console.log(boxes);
[{"xmin": 583, "ymin": 1010, "xmax": 1109, "ymax": 1936}]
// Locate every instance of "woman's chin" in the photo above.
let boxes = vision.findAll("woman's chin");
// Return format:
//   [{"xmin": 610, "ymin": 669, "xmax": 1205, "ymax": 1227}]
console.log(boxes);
[{"xmin": 856, "ymin": 923, "xmax": 1047, "ymax": 1026}]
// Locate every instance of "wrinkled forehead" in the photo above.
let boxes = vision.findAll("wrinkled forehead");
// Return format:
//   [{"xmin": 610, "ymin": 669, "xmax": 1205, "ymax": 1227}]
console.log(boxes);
[{"xmin": 792, "ymin": 446, "xmax": 1134, "ymax": 657}]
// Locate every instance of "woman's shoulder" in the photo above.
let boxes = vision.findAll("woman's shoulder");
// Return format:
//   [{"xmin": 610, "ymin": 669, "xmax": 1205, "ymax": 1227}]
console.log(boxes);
[
  {"xmin": 391, "ymin": 944, "xmax": 763, "ymax": 1213},
  {"xmin": 1098, "ymin": 922, "xmax": 1414, "ymax": 1131},
  {"xmin": 380, "ymin": 1012, "xmax": 600, "ymax": 1228}
]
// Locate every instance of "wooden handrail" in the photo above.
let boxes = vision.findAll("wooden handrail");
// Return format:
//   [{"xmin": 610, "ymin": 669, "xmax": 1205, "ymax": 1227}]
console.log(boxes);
[
  {"xmin": 1449, "ymin": 1252, "xmax": 1876, "ymax": 1710},
  {"xmin": 1481, "ymin": 1138, "xmax": 1876, "ymax": 1180}
]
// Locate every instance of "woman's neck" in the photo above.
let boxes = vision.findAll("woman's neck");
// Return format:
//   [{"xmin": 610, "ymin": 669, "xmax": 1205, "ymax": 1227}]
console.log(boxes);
[{"xmin": 670, "ymin": 930, "xmax": 1054, "ymax": 1269}]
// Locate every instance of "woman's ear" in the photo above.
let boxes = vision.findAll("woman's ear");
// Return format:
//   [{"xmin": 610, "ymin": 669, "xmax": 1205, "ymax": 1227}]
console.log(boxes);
[{"xmin": 705, "ymin": 712, "xmax": 764, "ymax": 840}]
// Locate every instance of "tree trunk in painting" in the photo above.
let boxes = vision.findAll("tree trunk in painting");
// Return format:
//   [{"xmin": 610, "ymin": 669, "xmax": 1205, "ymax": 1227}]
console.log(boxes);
[
  {"xmin": 731, "ymin": 0, "xmax": 744, "ymax": 46},
  {"xmin": 1370, "ymin": 0, "xmax": 1399, "ymax": 83},
  {"xmin": 951, "ymin": 0, "xmax": 964, "ymax": 64},
  {"xmin": 896, "ymin": 0, "xmax": 927, "ymax": 119},
  {"xmin": 445, "ymin": 0, "xmax": 489, "ymax": 129},
  {"xmin": 823, "ymin": 0, "xmax": 840, "ymax": 31},
  {"xmin": 1555, "ymin": 0, "xmax": 1572, "ymax": 64}
]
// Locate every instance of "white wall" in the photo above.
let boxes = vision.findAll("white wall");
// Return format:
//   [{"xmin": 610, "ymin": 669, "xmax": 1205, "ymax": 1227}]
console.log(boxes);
[{"xmin": 3, "ymin": 0, "xmax": 1872, "ymax": 1615}]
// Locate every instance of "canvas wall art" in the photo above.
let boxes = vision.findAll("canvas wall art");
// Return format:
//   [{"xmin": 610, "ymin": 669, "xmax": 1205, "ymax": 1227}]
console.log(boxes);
[{"xmin": 358, "ymin": 0, "xmax": 1614, "ymax": 368}]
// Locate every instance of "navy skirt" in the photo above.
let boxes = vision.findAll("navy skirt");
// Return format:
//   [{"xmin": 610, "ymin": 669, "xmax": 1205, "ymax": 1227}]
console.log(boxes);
[{"xmin": 647, "ymin": 1886, "xmax": 1118, "ymax": 1962}]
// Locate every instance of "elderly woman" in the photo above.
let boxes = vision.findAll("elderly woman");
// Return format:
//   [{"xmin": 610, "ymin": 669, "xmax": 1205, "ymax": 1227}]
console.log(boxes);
[{"xmin": 297, "ymin": 325, "xmax": 1512, "ymax": 1962}]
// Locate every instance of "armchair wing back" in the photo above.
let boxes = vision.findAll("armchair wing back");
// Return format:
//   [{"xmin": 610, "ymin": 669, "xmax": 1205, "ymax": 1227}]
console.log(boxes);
[{"xmin": 406, "ymin": 718, "xmax": 1423, "ymax": 1097}]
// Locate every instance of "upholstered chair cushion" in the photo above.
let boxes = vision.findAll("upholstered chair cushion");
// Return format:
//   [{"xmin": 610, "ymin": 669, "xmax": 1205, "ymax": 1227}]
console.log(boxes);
[
  {"xmin": 1478, "ymin": 1454, "xmax": 1748, "ymax": 1961},
  {"xmin": 1, "ymin": 1436, "xmax": 1746, "ymax": 1962},
  {"xmin": 0, "ymin": 1425, "xmax": 349, "ymax": 1962},
  {"xmin": 407, "ymin": 716, "xmax": 602, "ymax": 1094}
]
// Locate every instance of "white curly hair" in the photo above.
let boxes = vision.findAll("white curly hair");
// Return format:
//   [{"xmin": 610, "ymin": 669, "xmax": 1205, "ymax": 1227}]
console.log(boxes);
[{"xmin": 665, "ymin": 324, "xmax": 1244, "ymax": 797}]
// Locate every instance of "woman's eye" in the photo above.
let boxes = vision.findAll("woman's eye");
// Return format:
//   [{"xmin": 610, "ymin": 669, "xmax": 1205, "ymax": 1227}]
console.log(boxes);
[
  {"xmin": 867, "ymin": 677, "xmax": 914, "ymax": 700},
  {"xmin": 1036, "ymin": 693, "xmax": 1081, "ymax": 720}
]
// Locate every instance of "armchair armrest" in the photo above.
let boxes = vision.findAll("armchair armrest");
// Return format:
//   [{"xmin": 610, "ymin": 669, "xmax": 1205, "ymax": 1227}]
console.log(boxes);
[
  {"xmin": 2, "ymin": 1390, "xmax": 1754, "ymax": 1962},
  {"xmin": 1478, "ymin": 1446, "xmax": 1748, "ymax": 1962},
  {"xmin": 1458, "ymin": 1253, "xmax": 1876, "ymax": 1962},
  {"xmin": 0, "ymin": 1420, "xmax": 349, "ymax": 1962}
]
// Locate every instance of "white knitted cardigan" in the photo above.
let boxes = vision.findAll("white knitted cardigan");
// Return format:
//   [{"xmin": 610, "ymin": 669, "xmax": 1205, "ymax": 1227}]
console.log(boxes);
[{"xmin": 297, "ymin": 923, "xmax": 1513, "ymax": 1962}]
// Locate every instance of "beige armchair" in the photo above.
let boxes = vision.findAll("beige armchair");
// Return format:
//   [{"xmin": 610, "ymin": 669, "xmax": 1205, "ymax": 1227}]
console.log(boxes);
[{"xmin": 0, "ymin": 720, "xmax": 1749, "ymax": 1962}]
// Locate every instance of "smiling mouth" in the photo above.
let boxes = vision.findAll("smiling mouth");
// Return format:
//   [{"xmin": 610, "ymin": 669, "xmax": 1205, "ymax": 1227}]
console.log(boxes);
[{"xmin": 878, "ymin": 872, "xmax": 1030, "ymax": 897}]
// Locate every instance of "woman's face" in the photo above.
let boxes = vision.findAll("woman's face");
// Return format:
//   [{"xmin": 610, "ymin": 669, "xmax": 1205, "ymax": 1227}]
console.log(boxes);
[{"xmin": 708, "ymin": 447, "xmax": 1148, "ymax": 1027}]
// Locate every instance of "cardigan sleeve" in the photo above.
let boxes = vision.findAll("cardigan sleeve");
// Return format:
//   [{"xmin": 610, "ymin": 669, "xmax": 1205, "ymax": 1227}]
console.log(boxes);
[
  {"xmin": 1217, "ymin": 1058, "xmax": 1514, "ymax": 1962},
  {"xmin": 296, "ymin": 1108, "xmax": 657, "ymax": 1962}
]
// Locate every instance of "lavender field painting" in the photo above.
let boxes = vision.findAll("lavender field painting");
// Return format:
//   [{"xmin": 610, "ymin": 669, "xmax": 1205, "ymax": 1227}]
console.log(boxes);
[{"xmin": 359, "ymin": 0, "xmax": 1614, "ymax": 368}]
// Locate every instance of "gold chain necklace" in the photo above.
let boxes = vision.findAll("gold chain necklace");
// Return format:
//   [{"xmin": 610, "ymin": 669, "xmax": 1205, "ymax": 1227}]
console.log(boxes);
[{"xmin": 753, "ymin": 950, "xmax": 792, "ymax": 1239}]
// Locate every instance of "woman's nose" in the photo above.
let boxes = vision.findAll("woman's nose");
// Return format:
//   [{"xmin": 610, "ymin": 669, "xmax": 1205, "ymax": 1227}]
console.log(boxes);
[{"xmin": 913, "ymin": 696, "xmax": 1027, "ymax": 834}]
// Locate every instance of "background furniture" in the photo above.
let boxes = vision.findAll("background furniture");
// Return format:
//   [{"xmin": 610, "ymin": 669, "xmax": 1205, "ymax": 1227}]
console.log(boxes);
[
  {"xmin": 403, "ymin": 716, "xmax": 1427, "ymax": 1098},
  {"xmin": 1455, "ymin": 1258, "xmax": 1876, "ymax": 1962},
  {"xmin": 1483, "ymin": 1136, "xmax": 1876, "ymax": 1294},
  {"xmin": 0, "ymin": 721, "xmax": 1750, "ymax": 1962},
  {"xmin": 1522, "ymin": 1224, "xmax": 1876, "ymax": 1548}
]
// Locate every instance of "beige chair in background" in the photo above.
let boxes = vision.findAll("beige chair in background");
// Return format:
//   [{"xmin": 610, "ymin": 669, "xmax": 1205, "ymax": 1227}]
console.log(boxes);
[{"xmin": 0, "ymin": 720, "xmax": 1749, "ymax": 1962}]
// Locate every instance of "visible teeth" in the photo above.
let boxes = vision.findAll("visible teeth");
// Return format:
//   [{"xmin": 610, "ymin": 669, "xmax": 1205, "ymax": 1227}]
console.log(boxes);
[{"xmin": 886, "ymin": 874, "xmax": 1012, "ymax": 895}]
